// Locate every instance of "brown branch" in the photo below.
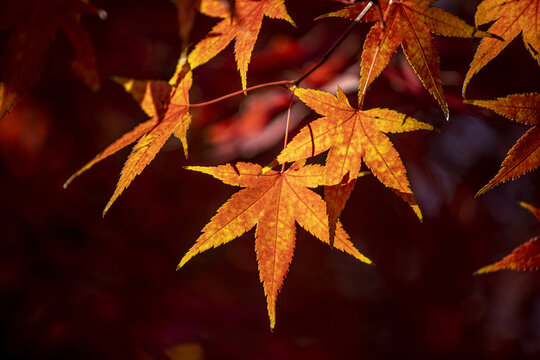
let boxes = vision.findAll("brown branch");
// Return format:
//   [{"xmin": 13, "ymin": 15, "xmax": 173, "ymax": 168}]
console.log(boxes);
[
  {"xmin": 188, "ymin": 80, "xmax": 294, "ymax": 108},
  {"xmin": 293, "ymin": 1, "xmax": 378, "ymax": 86}
]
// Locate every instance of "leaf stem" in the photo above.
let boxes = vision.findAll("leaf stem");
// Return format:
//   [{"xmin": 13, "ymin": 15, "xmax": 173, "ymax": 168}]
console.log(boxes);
[
  {"xmin": 188, "ymin": 0, "xmax": 386, "ymax": 109},
  {"xmin": 188, "ymin": 80, "xmax": 294, "ymax": 108},
  {"xmin": 383, "ymin": 0, "xmax": 394, "ymax": 23},
  {"xmin": 281, "ymin": 86, "xmax": 296, "ymax": 173},
  {"xmin": 293, "ymin": 0, "xmax": 376, "ymax": 86}
]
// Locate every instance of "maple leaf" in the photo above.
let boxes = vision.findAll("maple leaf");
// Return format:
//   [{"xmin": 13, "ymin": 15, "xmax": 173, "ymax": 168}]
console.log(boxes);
[
  {"xmin": 274, "ymin": 86, "xmax": 433, "ymax": 231},
  {"xmin": 463, "ymin": 0, "xmax": 540, "ymax": 95},
  {"xmin": 465, "ymin": 93, "xmax": 539, "ymax": 196},
  {"xmin": 187, "ymin": 0, "xmax": 294, "ymax": 90},
  {"xmin": 0, "ymin": 0, "xmax": 102, "ymax": 120},
  {"xmin": 476, "ymin": 202, "xmax": 540, "ymax": 274},
  {"xmin": 64, "ymin": 71, "xmax": 193, "ymax": 215},
  {"xmin": 320, "ymin": 0, "xmax": 493, "ymax": 119},
  {"xmin": 178, "ymin": 161, "xmax": 371, "ymax": 329}
]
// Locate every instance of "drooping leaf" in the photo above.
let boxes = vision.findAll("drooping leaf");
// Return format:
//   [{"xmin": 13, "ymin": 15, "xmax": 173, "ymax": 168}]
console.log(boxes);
[
  {"xmin": 320, "ymin": 0, "xmax": 493, "ymax": 118},
  {"xmin": 465, "ymin": 93, "xmax": 539, "ymax": 196},
  {"xmin": 64, "ymin": 71, "xmax": 193, "ymax": 215},
  {"xmin": 476, "ymin": 202, "xmax": 540, "ymax": 274},
  {"xmin": 324, "ymin": 174, "xmax": 356, "ymax": 245},
  {"xmin": 463, "ymin": 0, "xmax": 540, "ymax": 95},
  {"xmin": 0, "ymin": 0, "xmax": 102, "ymax": 120},
  {"xmin": 178, "ymin": 161, "xmax": 371, "ymax": 329},
  {"xmin": 276, "ymin": 86, "xmax": 432, "ymax": 224},
  {"xmin": 475, "ymin": 237, "xmax": 540, "ymax": 273},
  {"xmin": 187, "ymin": 0, "xmax": 294, "ymax": 89}
]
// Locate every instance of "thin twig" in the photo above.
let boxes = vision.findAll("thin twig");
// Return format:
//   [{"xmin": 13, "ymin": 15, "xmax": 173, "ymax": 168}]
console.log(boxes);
[
  {"xmin": 293, "ymin": 0, "xmax": 375, "ymax": 86},
  {"xmin": 281, "ymin": 86, "xmax": 297, "ymax": 173},
  {"xmin": 189, "ymin": 80, "xmax": 294, "ymax": 108},
  {"xmin": 189, "ymin": 1, "xmax": 384, "ymax": 109}
]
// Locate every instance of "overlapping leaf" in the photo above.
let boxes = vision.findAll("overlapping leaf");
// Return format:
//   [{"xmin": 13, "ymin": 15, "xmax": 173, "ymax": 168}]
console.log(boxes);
[
  {"xmin": 275, "ymin": 86, "xmax": 433, "ymax": 228},
  {"xmin": 476, "ymin": 202, "xmax": 540, "ymax": 273},
  {"xmin": 0, "ymin": 0, "xmax": 101, "ymax": 120},
  {"xmin": 464, "ymin": 0, "xmax": 540, "ymax": 95},
  {"xmin": 64, "ymin": 71, "xmax": 193, "ymax": 215},
  {"xmin": 321, "ymin": 0, "xmax": 493, "ymax": 118},
  {"xmin": 187, "ymin": 0, "xmax": 294, "ymax": 89},
  {"xmin": 465, "ymin": 93, "xmax": 539, "ymax": 196},
  {"xmin": 178, "ymin": 161, "xmax": 371, "ymax": 329}
]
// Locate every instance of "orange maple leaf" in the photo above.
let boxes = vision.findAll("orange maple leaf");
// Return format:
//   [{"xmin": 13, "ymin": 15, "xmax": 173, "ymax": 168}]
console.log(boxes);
[
  {"xmin": 476, "ymin": 202, "xmax": 540, "ymax": 274},
  {"xmin": 465, "ymin": 93, "xmax": 539, "ymax": 196},
  {"xmin": 463, "ymin": 0, "xmax": 540, "ymax": 95},
  {"xmin": 178, "ymin": 161, "xmax": 371, "ymax": 329},
  {"xmin": 274, "ymin": 86, "xmax": 433, "ymax": 230},
  {"xmin": 0, "ymin": 0, "xmax": 102, "ymax": 120},
  {"xmin": 187, "ymin": 0, "xmax": 294, "ymax": 90},
  {"xmin": 64, "ymin": 71, "xmax": 193, "ymax": 215},
  {"xmin": 320, "ymin": 0, "xmax": 493, "ymax": 118}
]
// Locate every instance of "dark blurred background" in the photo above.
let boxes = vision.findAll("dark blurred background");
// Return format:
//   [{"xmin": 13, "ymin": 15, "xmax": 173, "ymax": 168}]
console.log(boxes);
[{"xmin": 1, "ymin": 0, "xmax": 539, "ymax": 359}]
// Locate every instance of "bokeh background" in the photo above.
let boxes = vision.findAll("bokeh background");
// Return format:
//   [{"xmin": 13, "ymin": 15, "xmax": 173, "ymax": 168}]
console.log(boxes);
[{"xmin": 1, "ymin": 0, "xmax": 539, "ymax": 359}]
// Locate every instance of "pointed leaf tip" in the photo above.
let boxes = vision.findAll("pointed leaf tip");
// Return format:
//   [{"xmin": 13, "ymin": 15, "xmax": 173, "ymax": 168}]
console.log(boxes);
[
  {"xmin": 465, "ymin": 0, "xmax": 539, "ymax": 93},
  {"xmin": 326, "ymin": 0, "xmax": 483, "ymax": 119},
  {"xmin": 469, "ymin": 94, "xmax": 540, "ymax": 195},
  {"xmin": 180, "ymin": 162, "xmax": 371, "ymax": 329},
  {"xmin": 260, "ymin": 159, "xmax": 279, "ymax": 175},
  {"xmin": 519, "ymin": 202, "xmax": 540, "ymax": 221},
  {"xmin": 189, "ymin": 0, "xmax": 294, "ymax": 89},
  {"xmin": 279, "ymin": 88, "xmax": 425, "ymax": 218},
  {"xmin": 475, "ymin": 237, "xmax": 540, "ymax": 274}
]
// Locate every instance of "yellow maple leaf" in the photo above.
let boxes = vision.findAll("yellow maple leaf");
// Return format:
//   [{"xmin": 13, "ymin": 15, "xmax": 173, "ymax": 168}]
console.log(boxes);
[
  {"xmin": 464, "ymin": 0, "xmax": 540, "ymax": 95},
  {"xmin": 178, "ymin": 161, "xmax": 371, "ymax": 329},
  {"xmin": 320, "ymin": 0, "xmax": 493, "ymax": 118},
  {"xmin": 188, "ymin": 0, "xmax": 294, "ymax": 90},
  {"xmin": 275, "ymin": 86, "xmax": 433, "ymax": 223},
  {"xmin": 65, "ymin": 71, "xmax": 192, "ymax": 215}
]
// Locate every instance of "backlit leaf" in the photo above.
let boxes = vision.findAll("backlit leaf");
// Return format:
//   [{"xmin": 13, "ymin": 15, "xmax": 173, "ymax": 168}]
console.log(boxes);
[
  {"xmin": 324, "ymin": 174, "xmax": 356, "ymax": 245},
  {"xmin": 465, "ymin": 93, "xmax": 539, "ymax": 196},
  {"xmin": 475, "ymin": 237, "xmax": 540, "ymax": 273},
  {"xmin": 320, "ymin": 0, "xmax": 493, "ymax": 119},
  {"xmin": 476, "ymin": 203, "xmax": 540, "ymax": 274},
  {"xmin": 520, "ymin": 201, "xmax": 540, "ymax": 221},
  {"xmin": 178, "ymin": 162, "xmax": 371, "ymax": 329},
  {"xmin": 276, "ymin": 86, "xmax": 431, "ymax": 221},
  {"xmin": 65, "ymin": 72, "xmax": 193, "ymax": 215},
  {"xmin": 463, "ymin": 0, "xmax": 540, "ymax": 95},
  {"xmin": 188, "ymin": 0, "xmax": 294, "ymax": 90}
]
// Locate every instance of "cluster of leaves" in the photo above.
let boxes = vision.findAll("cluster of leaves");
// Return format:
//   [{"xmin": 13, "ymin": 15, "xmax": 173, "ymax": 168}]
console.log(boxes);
[
  {"xmin": 463, "ymin": 0, "xmax": 540, "ymax": 273},
  {"xmin": 1, "ymin": 0, "xmax": 538, "ymax": 329}
]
